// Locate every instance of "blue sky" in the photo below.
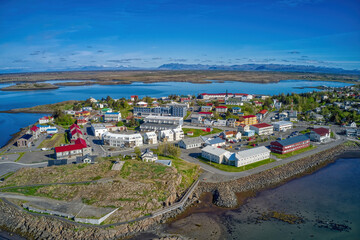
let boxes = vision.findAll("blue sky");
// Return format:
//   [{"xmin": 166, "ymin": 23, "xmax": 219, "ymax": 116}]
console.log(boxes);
[{"xmin": 0, "ymin": 0, "xmax": 359, "ymax": 72}]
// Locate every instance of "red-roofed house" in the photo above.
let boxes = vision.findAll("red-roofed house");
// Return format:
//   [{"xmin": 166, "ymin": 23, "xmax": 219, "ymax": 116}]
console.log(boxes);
[
  {"xmin": 69, "ymin": 123, "xmax": 80, "ymax": 131},
  {"xmin": 76, "ymin": 118, "xmax": 88, "ymax": 126},
  {"xmin": 256, "ymin": 109, "xmax": 268, "ymax": 121},
  {"xmin": 198, "ymin": 112, "xmax": 214, "ymax": 117},
  {"xmin": 54, "ymin": 138, "xmax": 91, "ymax": 160},
  {"xmin": 250, "ymin": 123, "xmax": 274, "ymax": 135},
  {"xmin": 70, "ymin": 128, "xmax": 83, "ymax": 141},
  {"xmin": 39, "ymin": 116, "xmax": 54, "ymax": 124},
  {"xmin": 254, "ymin": 101, "xmax": 263, "ymax": 107},
  {"xmin": 310, "ymin": 128, "xmax": 331, "ymax": 142},
  {"xmin": 215, "ymin": 106, "xmax": 228, "ymax": 113},
  {"xmin": 130, "ymin": 95, "xmax": 138, "ymax": 101},
  {"xmin": 30, "ymin": 125, "xmax": 40, "ymax": 139}
]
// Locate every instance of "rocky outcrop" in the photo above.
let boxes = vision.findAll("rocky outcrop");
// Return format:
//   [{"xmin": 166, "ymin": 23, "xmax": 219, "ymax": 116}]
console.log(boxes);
[{"xmin": 213, "ymin": 186, "xmax": 238, "ymax": 208}]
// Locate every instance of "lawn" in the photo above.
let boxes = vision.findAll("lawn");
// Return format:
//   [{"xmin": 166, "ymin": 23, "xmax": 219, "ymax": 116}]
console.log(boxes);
[
  {"xmin": 271, "ymin": 145, "xmax": 316, "ymax": 159},
  {"xmin": 158, "ymin": 155, "xmax": 201, "ymax": 190},
  {"xmin": 38, "ymin": 133, "xmax": 67, "ymax": 149},
  {"xmin": 198, "ymin": 156, "xmax": 275, "ymax": 172},
  {"xmin": 182, "ymin": 128, "xmax": 222, "ymax": 138}
]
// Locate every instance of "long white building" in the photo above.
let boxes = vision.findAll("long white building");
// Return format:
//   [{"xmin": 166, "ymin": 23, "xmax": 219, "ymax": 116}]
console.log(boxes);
[
  {"xmin": 140, "ymin": 115, "xmax": 184, "ymax": 131},
  {"xmin": 272, "ymin": 121, "xmax": 293, "ymax": 132},
  {"xmin": 102, "ymin": 132, "xmax": 143, "ymax": 148},
  {"xmin": 91, "ymin": 123, "xmax": 108, "ymax": 137}
]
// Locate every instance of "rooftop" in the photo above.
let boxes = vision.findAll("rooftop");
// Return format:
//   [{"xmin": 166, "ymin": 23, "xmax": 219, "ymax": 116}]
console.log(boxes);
[
  {"xmin": 251, "ymin": 123, "xmax": 273, "ymax": 128},
  {"xmin": 312, "ymin": 127, "xmax": 330, "ymax": 136},
  {"xmin": 236, "ymin": 146, "xmax": 270, "ymax": 159},
  {"xmin": 202, "ymin": 145, "xmax": 228, "ymax": 156},
  {"xmin": 273, "ymin": 135, "xmax": 309, "ymax": 147}
]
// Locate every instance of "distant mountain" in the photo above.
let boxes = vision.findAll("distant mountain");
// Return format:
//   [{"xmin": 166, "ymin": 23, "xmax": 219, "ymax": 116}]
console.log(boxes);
[{"xmin": 158, "ymin": 63, "xmax": 360, "ymax": 74}]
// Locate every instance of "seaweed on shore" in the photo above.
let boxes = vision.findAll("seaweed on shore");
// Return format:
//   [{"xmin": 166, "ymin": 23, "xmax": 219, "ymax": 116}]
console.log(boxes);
[{"xmin": 258, "ymin": 211, "xmax": 305, "ymax": 224}]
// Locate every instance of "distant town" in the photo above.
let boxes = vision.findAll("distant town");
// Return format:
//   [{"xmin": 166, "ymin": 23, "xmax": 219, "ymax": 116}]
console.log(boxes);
[{"xmin": 0, "ymin": 83, "xmax": 359, "ymax": 233}]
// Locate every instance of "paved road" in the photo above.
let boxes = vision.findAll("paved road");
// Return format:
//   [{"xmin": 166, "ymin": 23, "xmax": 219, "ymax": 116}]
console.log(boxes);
[{"xmin": 0, "ymin": 162, "xmax": 47, "ymax": 177}]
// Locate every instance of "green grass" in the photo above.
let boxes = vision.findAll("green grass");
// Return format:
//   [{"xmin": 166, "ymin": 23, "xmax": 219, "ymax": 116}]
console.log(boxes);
[
  {"xmin": 119, "ymin": 108, "xmax": 132, "ymax": 118},
  {"xmin": 3, "ymin": 186, "xmax": 44, "ymax": 196},
  {"xmin": 271, "ymin": 145, "xmax": 316, "ymax": 159},
  {"xmin": 38, "ymin": 133, "xmax": 67, "ymax": 149},
  {"xmin": 299, "ymin": 129, "xmax": 311, "ymax": 134},
  {"xmin": 14, "ymin": 152, "xmax": 26, "ymax": 162},
  {"xmin": 198, "ymin": 156, "xmax": 275, "ymax": 172},
  {"xmin": 182, "ymin": 128, "xmax": 222, "ymax": 138},
  {"xmin": 185, "ymin": 111, "xmax": 191, "ymax": 119},
  {"xmin": 158, "ymin": 155, "xmax": 201, "ymax": 190}
]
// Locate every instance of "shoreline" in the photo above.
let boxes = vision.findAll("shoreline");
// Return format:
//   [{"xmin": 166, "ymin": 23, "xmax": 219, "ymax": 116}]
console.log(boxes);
[{"xmin": 0, "ymin": 143, "xmax": 359, "ymax": 239}]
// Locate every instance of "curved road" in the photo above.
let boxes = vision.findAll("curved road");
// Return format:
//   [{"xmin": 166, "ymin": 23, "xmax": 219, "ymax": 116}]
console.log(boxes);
[{"xmin": 0, "ymin": 162, "xmax": 47, "ymax": 177}]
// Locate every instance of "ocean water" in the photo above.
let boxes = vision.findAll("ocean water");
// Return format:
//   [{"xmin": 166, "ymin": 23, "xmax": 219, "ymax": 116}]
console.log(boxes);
[
  {"xmin": 165, "ymin": 156, "xmax": 360, "ymax": 240},
  {"xmin": 0, "ymin": 80, "xmax": 352, "ymax": 147}
]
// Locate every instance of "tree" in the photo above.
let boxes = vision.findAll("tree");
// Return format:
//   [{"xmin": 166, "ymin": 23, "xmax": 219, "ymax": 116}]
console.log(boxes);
[{"xmin": 134, "ymin": 147, "xmax": 141, "ymax": 158}]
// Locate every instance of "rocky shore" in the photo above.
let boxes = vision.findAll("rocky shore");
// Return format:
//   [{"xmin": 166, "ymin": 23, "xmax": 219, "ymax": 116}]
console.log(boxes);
[
  {"xmin": 196, "ymin": 142, "xmax": 360, "ymax": 208},
  {"xmin": 0, "ymin": 142, "xmax": 359, "ymax": 239}
]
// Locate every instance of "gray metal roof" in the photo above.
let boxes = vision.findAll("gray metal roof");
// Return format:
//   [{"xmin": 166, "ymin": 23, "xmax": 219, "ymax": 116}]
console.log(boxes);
[
  {"xmin": 236, "ymin": 146, "xmax": 270, "ymax": 159},
  {"xmin": 274, "ymin": 135, "xmax": 309, "ymax": 147},
  {"xmin": 202, "ymin": 145, "xmax": 228, "ymax": 156},
  {"xmin": 180, "ymin": 137, "xmax": 205, "ymax": 145}
]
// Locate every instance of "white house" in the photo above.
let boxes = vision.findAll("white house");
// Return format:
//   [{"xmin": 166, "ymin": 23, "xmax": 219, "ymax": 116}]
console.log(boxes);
[
  {"xmin": 172, "ymin": 128, "xmax": 184, "ymax": 141},
  {"xmin": 102, "ymin": 132, "xmax": 143, "ymax": 148},
  {"xmin": 250, "ymin": 123, "xmax": 274, "ymax": 136},
  {"xmin": 232, "ymin": 146, "xmax": 270, "ymax": 167},
  {"xmin": 178, "ymin": 137, "xmax": 205, "ymax": 149},
  {"xmin": 104, "ymin": 112, "xmax": 121, "ymax": 122},
  {"xmin": 39, "ymin": 116, "xmax": 54, "ymax": 124},
  {"xmin": 91, "ymin": 123, "xmax": 109, "ymax": 137},
  {"xmin": 201, "ymin": 146, "xmax": 228, "ymax": 164},
  {"xmin": 272, "ymin": 121, "xmax": 293, "ymax": 132},
  {"xmin": 159, "ymin": 129, "xmax": 174, "ymax": 142},
  {"xmin": 143, "ymin": 131, "xmax": 158, "ymax": 145},
  {"xmin": 141, "ymin": 149, "xmax": 158, "ymax": 162},
  {"xmin": 310, "ymin": 127, "xmax": 331, "ymax": 142},
  {"xmin": 82, "ymin": 107, "xmax": 93, "ymax": 111}
]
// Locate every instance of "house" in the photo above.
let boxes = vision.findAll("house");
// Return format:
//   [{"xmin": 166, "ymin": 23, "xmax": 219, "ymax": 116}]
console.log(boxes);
[
  {"xmin": 201, "ymin": 146, "xmax": 229, "ymax": 164},
  {"xmin": 82, "ymin": 107, "xmax": 93, "ymax": 112},
  {"xmin": 204, "ymin": 137, "xmax": 226, "ymax": 147},
  {"xmin": 253, "ymin": 101, "xmax": 263, "ymax": 107},
  {"xmin": 76, "ymin": 155, "xmax": 96, "ymax": 164},
  {"xmin": 140, "ymin": 115, "xmax": 183, "ymax": 131},
  {"xmin": 345, "ymin": 128, "xmax": 360, "ymax": 137},
  {"xmin": 238, "ymin": 124, "xmax": 250, "ymax": 133},
  {"xmin": 54, "ymin": 138, "xmax": 91, "ymax": 159},
  {"xmin": 100, "ymin": 108, "xmax": 112, "ymax": 113},
  {"xmin": 270, "ymin": 135, "xmax": 310, "ymax": 154},
  {"xmin": 77, "ymin": 118, "xmax": 88, "ymax": 126},
  {"xmin": 226, "ymin": 98, "xmax": 243, "ymax": 106},
  {"xmin": 158, "ymin": 129, "xmax": 174, "ymax": 142},
  {"xmin": 256, "ymin": 109, "xmax": 268, "ymax": 121},
  {"xmin": 310, "ymin": 128, "xmax": 331, "ymax": 142},
  {"xmin": 349, "ymin": 122, "xmax": 357, "ymax": 128},
  {"xmin": 191, "ymin": 114, "xmax": 202, "ymax": 124},
  {"xmin": 136, "ymin": 101, "xmax": 148, "ymax": 107},
  {"xmin": 273, "ymin": 121, "xmax": 293, "ymax": 132},
  {"xmin": 89, "ymin": 97, "xmax": 97, "ymax": 103},
  {"xmin": 204, "ymin": 119, "xmax": 214, "ymax": 126},
  {"xmin": 28, "ymin": 125, "xmax": 40, "ymax": 139},
  {"xmin": 75, "ymin": 111, "xmax": 90, "ymax": 118},
  {"xmin": 226, "ymin": 118, "xmax": 237, "ymax": 127},
  {"xmin": 70, "ymin": 128, "xmax": 83, "ymax": 141},
  {"xmin": 279, "ymin": 112, "xmax": 288, "ymax": 121},
  {"xmin": 214, "ymin": 119, "xmax": 227, "ymax": 127},
  {"xmin": 130, "ymin": 95, "xmax": 138, "ymax": 101},
  {"xmin": 215, "ymin": 106, "xmax": 228, "ymax": 113},
  {"xmin": 46, "ymin": 128, "xmax": 58, "ymax": 134},
  {"xmin": 178, "ymin": 137, "xmax": 205, "ymax": 149},
  {"xmin": 172, "ymin": 128, "xmax": 184, "ymax": 141},
  {"xmin": 104, "ymin": 112, "xmax": 121, "ymax": 122},
  {"xmin": 141, "ymin": 149, "xmax": 158, "ymax": 162},
  {"xmin": 198, "ymin": 112, "xmax": 214, "ymax": 118},
  {"xmin": 36, "ymin": 125, "xmax": 52, "ymax": 132},
  {"xmin": 201, "ymin": 106, "xmax": 212, "ymax": 112},
  {"xmin": 250, "ymin": 123, "xmax": 273, "ymax": 136},
  {"xmin": 233, "ymin": 146, "xmax": 271, "ymax": 167},
  {"xmin": 96, "ymin": 103, "xmax": 104, "ymax": 109},
  {"xmin": 241, "ymin": 115, "xmax": 257, "ymax": 125},
  {"xmin": 102, "ymin": 132, "xmax": 143, "ymax": 148},
  {"xmin": 39, "ymin": 116, "xmax": 54, "ymax": 124},
  {"xmin": 155, "ymin": 160, "xmax": 172, "ymax": 167},
  {"xmin": 17, "ymin": 134, "xmax": 33, "ymax": 147},
  {"xmin": 91, "ymin": 123, "xmax": 109, "ymax": 137},
  {"xmin": 143, "ymin": 131, "xmax": 158, "ymax": 144},
  {"xmin": 220, "ymin": 131, "xmax": 241, "ymax": 140},
  {"xmin": 232, "ymin": 107, "xmax": 242, "ymax": 114},
  {"xmin": 243, "ymin": 130, "xmax": 255, "ymax": 137}
]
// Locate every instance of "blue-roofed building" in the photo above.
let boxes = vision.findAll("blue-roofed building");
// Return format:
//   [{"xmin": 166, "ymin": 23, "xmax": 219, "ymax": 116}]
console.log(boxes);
[
  {"xmin": 205, "ymin": 137, "xmax": 226, "ymax": 147},
  {"xmin": 232, "ymin": 107, "xmax": 242, "ymax": 114},
  {"xmin": 37, "ymin": 124, "xmax": 52, "ymax": 132},
  {"xmin": 270, "ymin": 135, "xmax": 310, "ymax": 154}
]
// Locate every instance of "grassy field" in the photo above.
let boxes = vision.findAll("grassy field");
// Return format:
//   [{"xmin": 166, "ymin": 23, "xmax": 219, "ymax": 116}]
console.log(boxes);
[
  {"xmin": 38, "ymin": 133, "xmax": 67, "ymax": 149},
  {"xmin": 183, "ymin": 128, "xmax": 222, "ymax": 137},
  {"xmin": 198, "ymin": 156, "xmax": 275, "ymax": 172},
  {"xmin": 0, "ymin": 70, "xmax": 358, "ymax": 84},
  {"xmin": 158, "ymin": 155, "xmax": 201, "ymax": 190},
  {"xmin": 271, "ymin": 145, "xmax": 316, "ymax": 159}
]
